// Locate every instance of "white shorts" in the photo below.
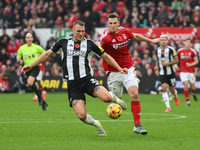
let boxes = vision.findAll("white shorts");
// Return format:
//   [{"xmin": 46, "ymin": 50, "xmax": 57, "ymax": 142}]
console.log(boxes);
[
  {"xmin": 107, "ymin": 66, "xmax": 139, "ymax": 98},
  {"xmin": 180, "ymin": 72, "xmax": 196, "ymax": 83},
  {"xmin": 36, "ymin": 71, "xmax": 44, "ymax": 81}
]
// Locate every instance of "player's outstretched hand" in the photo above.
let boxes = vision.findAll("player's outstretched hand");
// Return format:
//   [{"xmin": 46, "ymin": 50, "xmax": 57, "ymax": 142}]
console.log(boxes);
[
  {"xmin": 151, "ymin": 38, "xmax": 161, "ymax": 44},
  {"xmin": 21, "ymin": 65, "xmax": 32, "ymax": 74},
  {"xmin": 121, "ymin": 68, "xmax": 128, "ymax": 74}
]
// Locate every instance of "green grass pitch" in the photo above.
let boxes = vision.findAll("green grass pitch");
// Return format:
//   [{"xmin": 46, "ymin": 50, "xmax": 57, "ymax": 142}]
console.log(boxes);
[{"xmin": 0, "ymin": 93, "xmax": 200, "ymax": 150}]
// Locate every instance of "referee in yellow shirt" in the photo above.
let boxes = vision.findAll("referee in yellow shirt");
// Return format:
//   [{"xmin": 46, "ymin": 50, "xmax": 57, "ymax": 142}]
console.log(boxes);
[{"xmin": 17, "ymin": 33, "xmax": 48, "ymax": 111}]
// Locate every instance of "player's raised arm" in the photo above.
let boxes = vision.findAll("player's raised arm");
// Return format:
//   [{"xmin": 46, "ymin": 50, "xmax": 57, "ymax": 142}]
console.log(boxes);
[
  {"xmin": 133, "ymin": 33, "xmax": 161, "ymax": 44},
  {"xmin": 21, "ymin": 49, "xmax": 55, "ymax": 74},
  {"xmin": 100, "ymin": 52, "xmax": 128, "ymax": 74}
]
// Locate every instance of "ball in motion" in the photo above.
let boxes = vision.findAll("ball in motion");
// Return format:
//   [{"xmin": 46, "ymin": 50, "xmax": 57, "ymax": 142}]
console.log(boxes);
[{"xmin": 106, "ymin": 103, "xmax": 122, "ymax": 119}]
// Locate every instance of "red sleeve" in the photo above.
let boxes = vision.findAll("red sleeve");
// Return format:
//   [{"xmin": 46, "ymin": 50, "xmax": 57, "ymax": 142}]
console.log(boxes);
[{"xmin": 126, "ymin": 28, "xmax": 134, "ymax": 39}]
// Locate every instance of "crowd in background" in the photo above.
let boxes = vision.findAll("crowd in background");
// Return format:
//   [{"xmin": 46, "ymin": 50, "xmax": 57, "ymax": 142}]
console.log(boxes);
[{"xmin": 1, "ymin": 0, "xmax": 200, "ymax": 90}]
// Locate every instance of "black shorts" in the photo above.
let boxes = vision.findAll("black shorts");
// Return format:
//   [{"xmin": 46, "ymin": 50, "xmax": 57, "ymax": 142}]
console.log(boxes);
[
  {"xmin": 26, "ymin": 66, "xmax": 39, "ymax": 78},
  {"xmin": 67, "ymin": 75, "xmax": 101, "ymax": 107},
  {"xmin": 159, "ymin": 74, "xmax": 176, "ymax": 87}
]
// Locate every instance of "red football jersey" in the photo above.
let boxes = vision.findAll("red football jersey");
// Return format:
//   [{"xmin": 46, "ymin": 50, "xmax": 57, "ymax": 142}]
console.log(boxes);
[
  {"xmin": 177, "ymin": 48, "xmax": 197, "ymax": 73},
  {"xmin": 99, "ymin": 27, "xmax": 134, "ymax": 72}
]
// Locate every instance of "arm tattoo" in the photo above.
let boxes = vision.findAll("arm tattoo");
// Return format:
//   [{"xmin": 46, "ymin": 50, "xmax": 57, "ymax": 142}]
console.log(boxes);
[
  {"xmin": 72, "ymin": 100, "xmax": 79, "ymax": 106},
  {"xmin": 94, "ymin": 86, "xmax": 100, "ymax": 92}
]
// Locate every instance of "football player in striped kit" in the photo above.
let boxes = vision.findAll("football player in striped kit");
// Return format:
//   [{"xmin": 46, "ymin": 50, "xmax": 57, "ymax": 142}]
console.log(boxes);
[
  {"xmin": 154, "ymin": 35, "xmax": 180, "ymax": 112},
  {"xmin": 21, "ymin": 20, "xmax": 128, "ymax": 136}
]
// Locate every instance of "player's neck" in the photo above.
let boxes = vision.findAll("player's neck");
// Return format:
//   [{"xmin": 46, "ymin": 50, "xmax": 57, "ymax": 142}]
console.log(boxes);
[
  {"xmin": 184, "ymin": 47, "xmax": 190, "ymax": 50},
  {"xmin": 161, "ymin": 45, "xmax": 167, "ymax": 50},
  {"xmin": 27, "ymin": 43, "xmax": 32, "ymax": 47}
]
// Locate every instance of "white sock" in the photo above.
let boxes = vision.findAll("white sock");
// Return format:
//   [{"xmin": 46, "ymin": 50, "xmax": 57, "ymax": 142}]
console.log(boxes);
[
  {"xmin": 83, "ymin": 114, "xmax": 101, "ymax": 128},
  {"xmin": 162, "ymin": 92, "xmax": 170, "ymax": 108},
  {"xmin": 109, "ymin": 91, "xmax": 120, "ymax": 104},
  {"xmin": 34, "ymin": 95, "xmax": 38, "ymax": 98}
]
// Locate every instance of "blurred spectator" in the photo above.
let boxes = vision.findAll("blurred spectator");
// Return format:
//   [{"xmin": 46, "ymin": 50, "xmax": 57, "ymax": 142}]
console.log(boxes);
[
  {"xmin": 46, "ymin": 34, "xmax": 55, "ymax": 50},
  {"xmin": 184, "ymin": 5, "xmax": 193, "ymax": 19},
  {"xmin": 137, "ymin": 14, "xmax": 147, "ymax": 28},
  {"xmin": 7, "ymin": 36, "xmax": 21, "ymax": 64},
  {"xmin": 80, "ymin": 10, "xmax": 93, "ymax": 36},
  {"xmin": 120, "ymin": 18, "xmax": 130, "ymax": 28},
  {"xmin": 46, "ymin": 6, "xmax": 57, "ymax": 22},
  {"xmin": 57, "ymin": 3, "xmax": 65, "ymax": 18},
  {"xmin": 194, "ymin": 38, "xmax": 200, "ymax": 54},
  {"xmin": 139, "ymin": 5, "xmax": 148, "ymax": 19},
  {"xmin": 54, "ymin": 16, "xmax": 64, "ymax": 28},
  {"xmin": 3, "ymin": 2, "xmax": 14, "ymax": 26},
  {"xmin": 68, "ymin": 11, "xmax": 78, "ymax": 29},
  {"xmin": 166, "ymin": 10, "xmax": 176, "ymax": 27},
  {"xmin": 193, "ymin": 5, "xmax": 200, "ymax": 18},
  {"xmin": 131, "ymin": 7, "xmax": 139, "ymax": 19},
  {"xmin": 130, "ymin": 18, "xmax": 138, "ymax": 28},
  {"xmin": 14, "ymin": 13, "xmax": 22, "ymax": 28},
  {"xmin": 157, "ymin": 5, "xmax": 168, "ymax": 26},
  {"xmin": 181, "ymin": 16, "xmax": 190, "ymax": 27},
  {"xmin": 171, "ymin": 0, "xmax": 181, "ymax": 11},
  {"xmin": 78, "ymin": 0, "xmax": 93, "ymax": 14},
  {"xmin": 0, "ymin": 28, "xmax": 10, "ymax": 49},
  {"xmin": 90, "ymin": 6, "xmax": 101, "ymax": 27},
  {"xmin": 181, "ymin": 0, "xmax": 190, "ymax": 11},
  {"xmin": 62, "ymin": 0, "xmax": 72, "ymax": 14},
  {"xmin": 28, "ymin": 12, "xmax": 41, "ymax": 28},
  {"xmin": 132, "ymin": 51, "xmax": 142, "ymax": 69},
  {"xmin": 147, "ymin": 11, "xmax": 154, "ymax": 27},
  {"xmin": 103, "ymin": 0, "xmax": 116, "ymax": 13},
  {"xmin": 93, "ymin": 0, "xmax": 105, "ymax": 13},
  {"xmin": 121, "ymin": 8, "xmax": 132, "ymax": 25},
  {"xmin": 191, "ymin": 16, "xmax": 200, "ymax": 27},
  {"xmin": 36, "ymin": 0, "xmax": 47, "ymax": 18},
  {"xmin": 0, "ymin": 64, "xmax": 7, "ymax": 77},
  {"xmin": 0, "ymin": 48, "xmax": 9, "ymax": 65},
  {"xmin": 21, "ymin": 6, "xmax": 32, "ymax": 22}
]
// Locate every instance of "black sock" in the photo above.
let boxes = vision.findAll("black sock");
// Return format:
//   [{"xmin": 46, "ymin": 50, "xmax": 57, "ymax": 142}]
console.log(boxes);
[{"xmin": 31, "ymin": 84, "xmax": 42, "ymax": 103}]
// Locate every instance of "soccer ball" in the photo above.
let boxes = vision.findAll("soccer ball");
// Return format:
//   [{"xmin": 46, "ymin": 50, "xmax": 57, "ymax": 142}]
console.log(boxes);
[{"xmin": 106, "ymin": 103, "xmax": 122, "ymax": 119}]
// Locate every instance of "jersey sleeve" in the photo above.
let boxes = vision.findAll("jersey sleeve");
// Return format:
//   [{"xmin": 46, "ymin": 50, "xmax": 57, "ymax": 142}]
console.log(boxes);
[
  {"xmin": 126, "ymin": 28, "xmax": 134, "ymax": 39},
  {"xmin": 171, "ymin": 47, "xmax": 177, "ymax": 57},
  {"xmin": 16, "ymin": 47, "xmax": 22, "ymax": 59},
  {"xmin": 37, "ymin": 45, "xmax": 45, "ymax": 54},
  {"xmin": 90, "ymin": 40, "xmax": 105, "ymax": 56},
  {"xmin": 51, "ymin": 38, "xmax": 65, "ymax": 53}
]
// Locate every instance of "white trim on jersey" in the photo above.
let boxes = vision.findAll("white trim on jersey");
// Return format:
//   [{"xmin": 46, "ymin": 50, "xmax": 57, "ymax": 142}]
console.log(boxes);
[{"xmin": 67, "ymin": 39, "xmax": 74, "ymax": 80}]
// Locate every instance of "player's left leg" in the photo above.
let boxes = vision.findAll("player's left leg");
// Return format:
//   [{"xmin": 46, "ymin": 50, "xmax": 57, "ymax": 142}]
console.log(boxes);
[
  {"xmin": 72, "ymin": 99, "xmax": 107, "ymax": 136},
  {"xmin": 190, "ymin": 83, "xmax": 197, "ymax": 101},
  {"xmin": 169, "ymin": 86, "xmax": 179, "ymax": 106},
  {"xmin": 189, "ymin": 73, "xmax": 197, "ymax": 101}
]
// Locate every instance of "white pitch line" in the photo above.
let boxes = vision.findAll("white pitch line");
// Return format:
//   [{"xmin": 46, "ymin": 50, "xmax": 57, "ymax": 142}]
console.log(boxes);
[{"xmin": 0, "ymin": 113, "xmax": 188, "ymax": 124}]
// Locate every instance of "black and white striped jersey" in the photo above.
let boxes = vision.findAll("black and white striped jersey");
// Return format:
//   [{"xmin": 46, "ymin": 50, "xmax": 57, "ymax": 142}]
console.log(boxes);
[
  {"xmin": 156, "ymin": 45, "xmax": 177, "ymax": 76},
  {"xmin": 51, "ymin": 37, "xmax": 105, "ymax": 80}
]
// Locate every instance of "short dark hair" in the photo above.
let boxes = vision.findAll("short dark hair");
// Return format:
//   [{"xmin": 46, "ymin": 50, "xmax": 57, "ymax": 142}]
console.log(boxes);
[
  {"xmin": 107, "ymin": 13, "xmax": 119, "ymax": 21},
  {"xmin": 73, "ymin": 20, "xmax": 85, "ymax": 27},
  {"xmin": 185, "ymin": 38, "xmax": 192, "ymax": 42}
]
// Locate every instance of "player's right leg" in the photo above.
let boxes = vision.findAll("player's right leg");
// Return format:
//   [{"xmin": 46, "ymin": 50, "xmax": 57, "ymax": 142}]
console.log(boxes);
[
  {"xmin": 27, "ymin": 75, "xmax": 47, "ymax": 110},
  {"xmin": 182, "ymin": 81, "xmax": 190, "ymax": 105},
  {"xmin": 161, "ymin": 83, "xmax": 171, "ymax": 112},
  {"xmin": 93, "ymin": 86, "xmax": 127, "ymax": 110}
]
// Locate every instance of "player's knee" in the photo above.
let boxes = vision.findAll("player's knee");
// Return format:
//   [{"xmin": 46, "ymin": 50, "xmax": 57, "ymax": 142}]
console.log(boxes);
[
  {"xmin": 77, "ymin": 113, "xmax": 87, "ymax": 121},
  {"xmin": 27, "ymin": 82, "xmax": 33, "ymax": 87},
  {"xmin": 101, "ymin": 93, "xmax": 113, "ymax": 102},
  {"xmin": 129, "ymin": 90, "xmax": 138, "ymax": 100}
]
